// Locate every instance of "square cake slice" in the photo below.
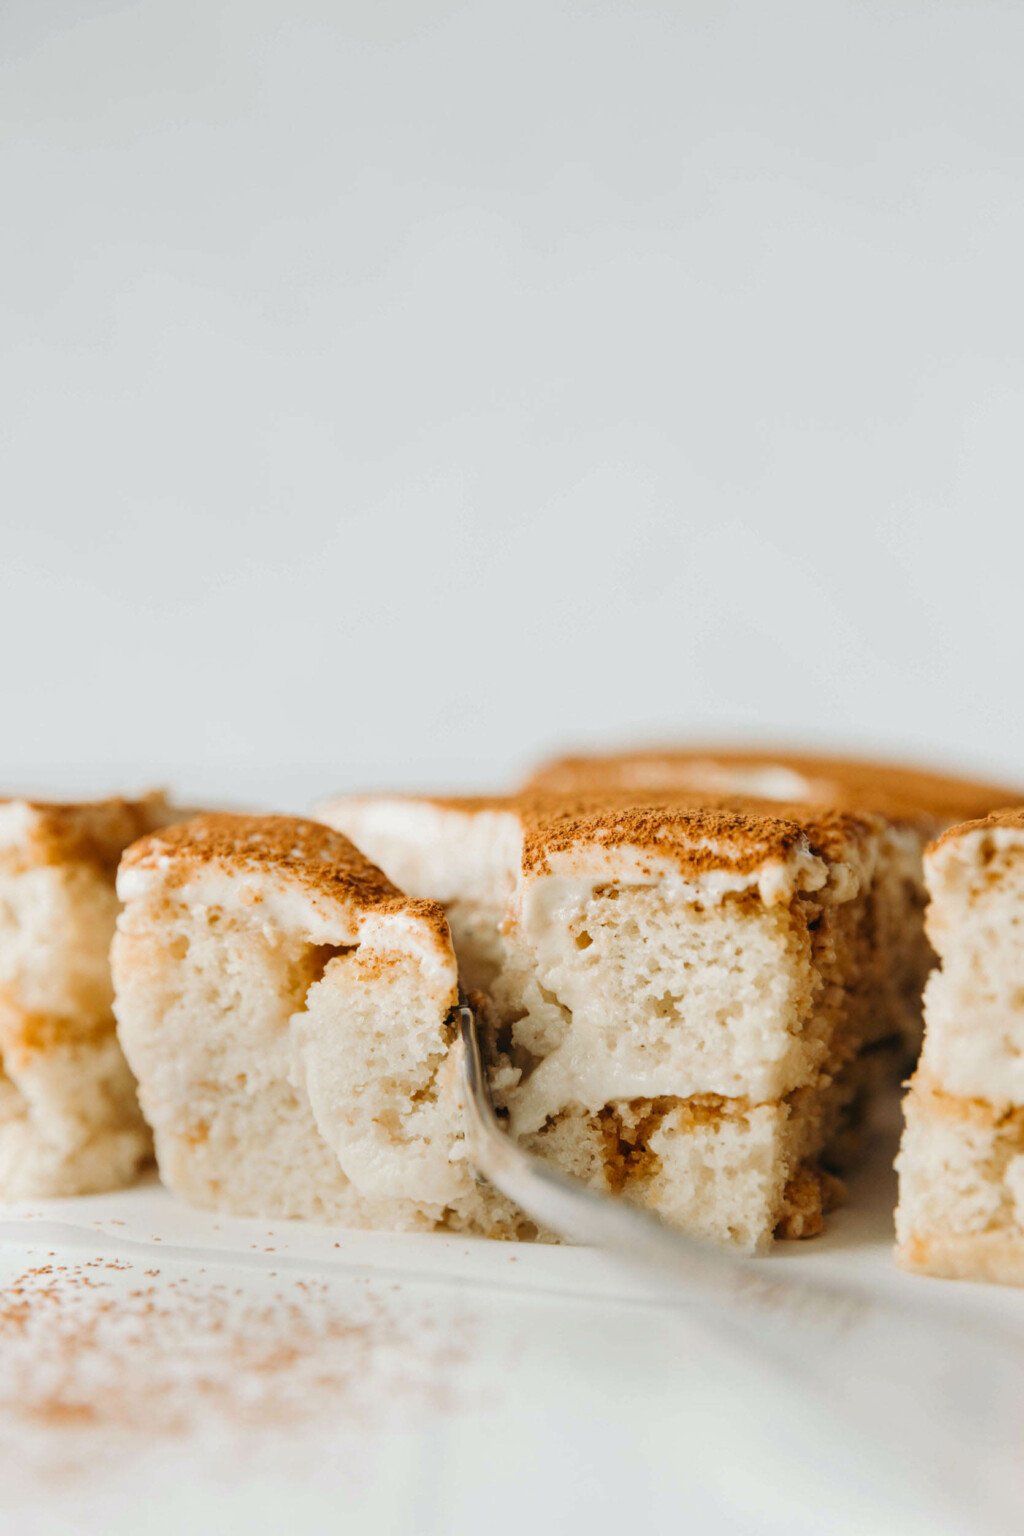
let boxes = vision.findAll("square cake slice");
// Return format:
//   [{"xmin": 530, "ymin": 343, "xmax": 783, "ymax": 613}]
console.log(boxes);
[
  {"xmin": 112, "ymin": 813, "xmax": 504, "ymax": 1231},
  {"xmin": 498, "ymin": 804, "xmax": 883, "ymax": 1250},
  {"xmin": 896, "ymin": 810, "xmax": 1024, "ymax": 1283},
  {"xmin": 524, "ymin": 748, "xmax": 1022, "ymax": 1064},
  {"xmin": 320, "ymin": 790, "xmax": 888, "ymax": 1249},
  {"xmin": 0, "ymin": 792, "xmax": 181, "ymax": 1197}
]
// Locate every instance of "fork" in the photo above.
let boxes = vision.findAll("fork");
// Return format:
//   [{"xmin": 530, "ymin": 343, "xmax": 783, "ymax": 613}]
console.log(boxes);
[{"xmin": 454, "ymin": 996, "xmax": 1024, "ymax": 1530}]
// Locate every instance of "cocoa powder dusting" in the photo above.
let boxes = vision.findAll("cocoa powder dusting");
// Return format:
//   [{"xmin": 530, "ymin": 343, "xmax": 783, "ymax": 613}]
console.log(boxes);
[{"xmin": 0, "ymin": 1254, "xmax": 469, "ymax": 1466}]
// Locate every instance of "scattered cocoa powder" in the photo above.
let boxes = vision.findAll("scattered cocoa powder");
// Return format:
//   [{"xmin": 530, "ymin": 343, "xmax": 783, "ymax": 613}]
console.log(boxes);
[{"xmin": 0, "ymin": 1253, "xmax": 469, "ymax": 1465}]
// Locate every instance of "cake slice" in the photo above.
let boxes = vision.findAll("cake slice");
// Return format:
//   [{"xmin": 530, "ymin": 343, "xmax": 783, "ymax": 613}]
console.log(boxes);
[
  {"xmin": 0, "ymin": 793, "xmax": 182, "ymax": 1197},
  {"xmin": 524, "ymin": 749, "xmax": 1021, "ymax": 1064},
  {"xmin": 320, "ymin": 790, "xmax": 891, "ymax": 1248},
  {"xmin": 500, "ymin": 802, "xmax": 889, "ymax": 1249},
  {"xmin": 896, "ymin": 810, "xmax": 1024, "ymax": 1283},
  {"xmin": 524, "ymin": 746, "xmax": 1017, "ymax": 824},
  {"xmin": 112, "ymin": 813, "xmax": 519, "ymax": 1231}
]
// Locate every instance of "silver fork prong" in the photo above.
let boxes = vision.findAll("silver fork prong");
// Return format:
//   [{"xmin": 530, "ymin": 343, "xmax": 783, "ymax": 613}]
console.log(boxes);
[{"xmin": 456, "ymin": 999, "xmax": 774, "ymax": 1291}]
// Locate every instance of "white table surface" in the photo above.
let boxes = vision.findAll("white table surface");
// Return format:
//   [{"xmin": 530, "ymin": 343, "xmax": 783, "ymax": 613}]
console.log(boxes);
[
  {"xmin": 2, "ymin": 3, "xmax": 1022, "ymax": 1525},
  {"xmin": 1, "ymin": 1129, "xmax": 1019, "ymax": 1536}
]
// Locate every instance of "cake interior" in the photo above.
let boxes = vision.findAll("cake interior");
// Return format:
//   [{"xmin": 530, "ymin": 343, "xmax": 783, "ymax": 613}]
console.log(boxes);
[
  {"xmin": 114, "ymin": 889, "xmax": 357, "ymax": 1221},
  {"xmin": 896, "ymin": 813, "xmax": 1024, "ymax": 1282},
  {"xmin": 112, "ymin": 814, "xmax": 536, "ymax": 1237},
  {"xmin": 0, "ymin": 798, "xmax": 172, "ymax": 1197}
]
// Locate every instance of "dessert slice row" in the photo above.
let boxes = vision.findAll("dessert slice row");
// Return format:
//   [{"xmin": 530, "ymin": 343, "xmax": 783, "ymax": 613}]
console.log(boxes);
[
  {"xmin": 0, "ymin": 746, "xmax": 1019, "ymax": 1278},
  {"xmin": 1, "ymin": 793, "xmax": 887, "ymax": 1248}
]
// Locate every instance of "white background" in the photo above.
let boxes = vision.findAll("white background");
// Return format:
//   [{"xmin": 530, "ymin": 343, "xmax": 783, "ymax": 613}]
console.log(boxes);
[
  {"xmin": 2, "ymin": 0, "xmax": 1022, "ymax": 810},
  {"xmin": 2, "ymin": 14, "xmax": 1023, "ymax": 1532}
]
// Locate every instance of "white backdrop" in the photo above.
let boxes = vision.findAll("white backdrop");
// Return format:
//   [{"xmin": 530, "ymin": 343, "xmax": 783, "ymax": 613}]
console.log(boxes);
[{"xmin": 2, "ymin": 0, "xmax": 1022, "ymax": 811}]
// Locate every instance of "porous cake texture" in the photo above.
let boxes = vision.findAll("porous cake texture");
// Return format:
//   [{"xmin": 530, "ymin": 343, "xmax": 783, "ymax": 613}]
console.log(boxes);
[
  {"xmin": 896, "ymin": 811, "xmax": 1024, "ymax": 1283},
  {"xmin": 319, "ymin": 789, "xmax": 897, "ymax": 1249},
  {"xmin": 112, "ymin": 814, "xmax": 523, "ymax": 1233},
  {"xmin": 0, "ymin": 793, "xmax": 181, "ymax": 1197},
  {"xmin": 504, "ymin": 802, "xmax": 892, "ymax": 1250}
]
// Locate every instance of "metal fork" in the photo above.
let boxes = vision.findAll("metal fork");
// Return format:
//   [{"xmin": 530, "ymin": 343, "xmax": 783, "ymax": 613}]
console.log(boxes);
[
  {"xmin": 456, "ymin": 997, "xmax": 765, "ymax": 1290},
  {"xmin": 454, "ymin": 997, "xmax": 1024, "ymax": 1530}
]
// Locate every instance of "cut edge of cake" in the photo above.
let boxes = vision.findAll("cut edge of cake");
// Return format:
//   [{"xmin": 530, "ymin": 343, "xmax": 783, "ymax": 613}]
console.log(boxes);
[
  {"xmin": 896, "ymin": 809, "xmax": 1024, "ymax": 1284},
  {"xmin": 0, "ymin": 791, "xmax": 184, "ymax": 1198},
  {"xmin": 112, "ymin": 812, "xmax": 534, "ymax": 1235}
]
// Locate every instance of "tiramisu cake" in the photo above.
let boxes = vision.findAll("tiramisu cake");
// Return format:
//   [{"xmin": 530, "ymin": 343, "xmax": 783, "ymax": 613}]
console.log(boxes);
[
  {"xmin": 320, "ymin": 752, "xmax": 1018, "ymax": 1251},
  {"xmin": 524, "ymin": 747, "xmax": 1021, "ymax": 1063},
  {"xmin": 896, "ymin": 811, "xmax": 1024, "ymax": 1283},
  {"xmin": 526, "ymin": 745, "xmax": 1014, "ymax": 826},
  {"xmin": 0, "ymin": 793, "xmax": 182, "ymax": 1197},
  {"xmin": 111, "ymin": 814, "xmax": 517, "ymax": 1231}
]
